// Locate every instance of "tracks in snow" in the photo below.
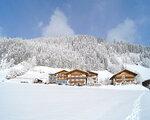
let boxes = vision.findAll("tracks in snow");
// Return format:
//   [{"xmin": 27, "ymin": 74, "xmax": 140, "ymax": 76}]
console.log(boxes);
[{"xmin": 125, "ymin": 92, "xmax": 146, "ymax": 120}]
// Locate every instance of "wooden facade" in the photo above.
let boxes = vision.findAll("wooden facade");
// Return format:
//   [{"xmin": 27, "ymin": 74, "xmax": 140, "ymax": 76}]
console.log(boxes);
[
  {"xmin": 65, "ymin": 69, "xmax": 89, "ymax": 86},
  {"xmin": 55, "ymin": 70, "xmax": 68, "ymax": 80},
  {"xmin": 110, "ymin": 69, "xmax": 137, "ymax": 85},
  {"xmin": 55, "ymin": 70, "xmax": 68, "ymax": 85},
  {"xmin": 54, "ymin": 69, "xmax": 98, "ymax": 86},
  {"xmin": 87, "ymin": 71, "xmax": 98, "ymax": 85}
]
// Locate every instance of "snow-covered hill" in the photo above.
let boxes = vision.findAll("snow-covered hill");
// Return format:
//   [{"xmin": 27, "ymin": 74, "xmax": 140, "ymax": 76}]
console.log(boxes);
[{"xmin": 0, "ymin": 35, "xmax": 150, "ymax": 73}]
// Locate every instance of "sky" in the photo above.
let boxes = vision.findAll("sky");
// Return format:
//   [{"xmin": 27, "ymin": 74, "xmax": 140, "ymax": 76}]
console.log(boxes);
[{"xmin": 0, "ymin": 0, "xmax": 150, "ymax": 45}]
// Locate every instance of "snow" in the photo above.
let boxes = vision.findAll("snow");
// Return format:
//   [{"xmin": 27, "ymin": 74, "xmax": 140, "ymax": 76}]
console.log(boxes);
[
  {"xmin": 7, "ymin": 66, "xmax": 69, "ymax": 83},
  {"xmin": 1, "ymin": 35, "xmax": 150, "ymax": 72},
  {"xmin": 32, "ymin": 66, "xmax": 63, "ymax": 74},
  {"xmin": 125, "ymin": 92, "xmax": 145, "ymax": 120},
  {"xmin": 0, "ymin": 69, "xmax": 8, "ymax": 82},
  {"xmin": 0, "ymin": 82, "xmax": 149, "ymax": 120},
  {"xmin": 97, "ymin": 84, "xmax": 148, "ymax": 91},
  {"xmin": 0, "ymin": 66, "xmax": 150, "ymax": 120},
  {"xmin": 5, "ymin": 66, "xmax": 114, "ymax": 84},
  {"xmin": 14, "ymin": 67, "xmax": 113, "ymax": 84},
  {"xmin": 97, "ymin": 70, "xmax": 113, "ymax": 81},
  {"xmin": 140, "ymin": 91, "xmax": 150, "ymax": 120},
  {"xmin": 125, "ymin": 64, "xmax": 150, "ymax": 82},
  {"xmin": 11, "ymin": 63, "xmax": 25, "ymax": 71}
]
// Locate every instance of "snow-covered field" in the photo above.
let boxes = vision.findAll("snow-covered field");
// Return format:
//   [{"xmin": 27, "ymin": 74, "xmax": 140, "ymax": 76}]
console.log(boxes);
[
  {"xmin": 0, "ymin": 65, "xmax": 150, "ymax": 120},
  {"xmin": 0, "ymin": 82, "xmax": 149, "ymax": 120}
]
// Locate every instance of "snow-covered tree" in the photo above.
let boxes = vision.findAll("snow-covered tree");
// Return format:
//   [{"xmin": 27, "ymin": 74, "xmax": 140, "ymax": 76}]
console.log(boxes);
[{"xmin": 0, "ymin": 35, "xmax": 149, "ymax": 73}]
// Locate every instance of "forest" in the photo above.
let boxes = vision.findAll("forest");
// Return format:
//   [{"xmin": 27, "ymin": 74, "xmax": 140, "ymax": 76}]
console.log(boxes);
[{"xmin": 0, "ymin": 35, "xmax": 150, "ymax": 73}]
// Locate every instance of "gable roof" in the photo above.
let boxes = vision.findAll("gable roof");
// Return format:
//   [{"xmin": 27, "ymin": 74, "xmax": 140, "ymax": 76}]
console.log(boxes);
[
  {"xmin": 65, "ymin": 69, "xmax": 89, "ymax": 75},
  {"xmin": 110, "ymin": 69, "xmax": 137, "ymax": 79},
  {"xmin": 55, "ymin": 70, "xmax": 68, "ymax": 75},
  {"xmin": 87, "ymin": 71, "xmax": 98, "ymax": 76}
]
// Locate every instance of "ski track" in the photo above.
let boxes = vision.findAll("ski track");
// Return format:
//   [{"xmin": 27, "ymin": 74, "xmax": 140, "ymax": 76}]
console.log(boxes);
[{"xmin": 125, "ymin": 92, "xmax": 146, "ymax": 120}]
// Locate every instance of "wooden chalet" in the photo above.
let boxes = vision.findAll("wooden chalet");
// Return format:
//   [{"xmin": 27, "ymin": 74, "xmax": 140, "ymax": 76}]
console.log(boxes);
[
  {"xmin": 55, "ymin": 70, "xmax": 68, "ymax": 80},
  {"xmin": 87, "ymin": 71, "xmax": 98, "ymax": 85},
  {"xmin": 65, "ymin": 69, "xmax": 89, "ymax": 86},
  {"xmin": 54, "ymin": 69, "xmax": 98, "ymax": 86},
  {"xmin": 87, "ymin": 71, "xmax": 98, "ymax": 78},
  {"xmin": 110, "ymin": 69, "xmax": 137, "ymax": 85},
  {"xmin": 55, "ymin": 70, "xmax": 68, "ymax": 84}
]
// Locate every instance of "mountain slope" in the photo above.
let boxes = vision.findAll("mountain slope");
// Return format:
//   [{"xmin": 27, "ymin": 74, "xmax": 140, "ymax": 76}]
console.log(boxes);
[{"xmin": 0, "ymin": 35, "xmax": 150, "ymax": 72}]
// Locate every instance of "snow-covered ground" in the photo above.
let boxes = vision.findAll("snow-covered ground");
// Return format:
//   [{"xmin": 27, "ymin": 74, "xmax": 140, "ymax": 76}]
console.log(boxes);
[
  {"xmin": 0, "ymin": 65, "xmax": 150, "ymax": 120},
  {"xmin": 0, "ymin": 82, "xmax": 149, "ymax": 120},
  {"xmin": 11, "ymin": 66, "xmax": 62, "ymax": 83},
  {"xmin": 1, "ymin": 66, "xmax": 69, "ymax": 83},
  {"xmin": 140, "ymin": 91, "xmax": 150, "ymax": 120}
]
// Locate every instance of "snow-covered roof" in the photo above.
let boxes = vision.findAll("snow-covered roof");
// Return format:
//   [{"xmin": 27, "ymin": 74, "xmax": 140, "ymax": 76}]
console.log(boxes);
[
  {"xmin": 124, "ymin": 64, "xmax": 150, "ymax": 82},
  {"xmin": 55, "ymin": 70, "xmax": 68, "ymax": 74},
  {"xmin": 110, "ymin": 69, "xmax": 138, "ymax": 79},
  {"xmin": 65, "ymin": 69, "xmax": 89, "ymax": 75}
]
